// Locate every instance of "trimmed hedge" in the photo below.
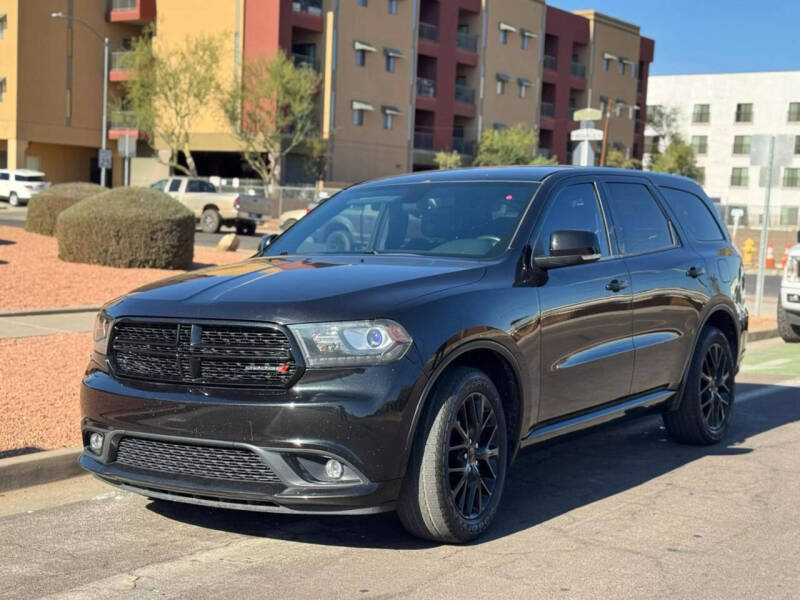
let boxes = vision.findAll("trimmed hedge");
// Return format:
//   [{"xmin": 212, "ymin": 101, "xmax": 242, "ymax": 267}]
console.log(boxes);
[
  {"xmin": 56, "ymin": 187, "xmax": 195, "ymax": 269},
  {"xmin": 25, "ymin": 183, "xmax": 105, "ymax": 236}
]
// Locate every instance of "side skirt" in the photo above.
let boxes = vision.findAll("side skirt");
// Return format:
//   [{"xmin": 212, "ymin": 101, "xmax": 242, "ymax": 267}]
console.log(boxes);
[{"xmin": 521, "ymin": 389, "xmax": 675, "ymax": 447}]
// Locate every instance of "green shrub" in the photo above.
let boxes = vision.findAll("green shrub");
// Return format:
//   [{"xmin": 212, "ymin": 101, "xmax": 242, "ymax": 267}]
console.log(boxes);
[
  {"xmin": 56, "ymin": 187, "xmax": 195, "ymax": 269},
  {"xmin": 25, "ymin": 182, "xmax": 105, "ymax": 236}
]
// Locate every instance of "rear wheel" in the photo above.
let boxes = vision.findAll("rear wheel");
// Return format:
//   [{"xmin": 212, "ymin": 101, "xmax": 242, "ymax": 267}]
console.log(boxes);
[
  {"xmin": 398, "ymin": 366, "xmax": 508, "ymax": 543},
  {"xmin": 777, "ymin": 296, "xmax": 800, "ymax": 343},
  {"xmin": 663, "ymin": 326, "xmax": 735, "ymax": 445},
  {"xmin": 201, "ymin": 208, "xmax": 221, "ymax": 233},
  {"xmin": 8, "ymin": 192, "xmax": 20, "ymax": 207}
]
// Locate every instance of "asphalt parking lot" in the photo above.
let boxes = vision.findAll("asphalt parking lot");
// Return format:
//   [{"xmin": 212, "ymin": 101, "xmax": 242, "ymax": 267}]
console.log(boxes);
[{"xmin": 2, "ymin": 337, "xmax": 799, "ymax": 600}]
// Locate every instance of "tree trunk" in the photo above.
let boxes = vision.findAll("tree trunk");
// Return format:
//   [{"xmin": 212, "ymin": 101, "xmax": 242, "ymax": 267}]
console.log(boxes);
[
  {"xmin": 184, "ymin": 147, "xmax": 198, "ymax": 177},
  {"xmin": 268, "ymin": 153, "xmax": 282, "ymax": 216}
]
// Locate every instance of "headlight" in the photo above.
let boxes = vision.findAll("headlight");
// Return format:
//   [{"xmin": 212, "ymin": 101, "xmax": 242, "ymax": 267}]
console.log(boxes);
[
  {"xmin": 289, "ymin": 320, "xmax": 412, "ymax": 367},
  {"xmin": 93, "ymin": 312, "xmax": 113, "ymax": 355},
  {"xmin": 786, "ymin": 257, "xmax": 800, "ymax": 282}
]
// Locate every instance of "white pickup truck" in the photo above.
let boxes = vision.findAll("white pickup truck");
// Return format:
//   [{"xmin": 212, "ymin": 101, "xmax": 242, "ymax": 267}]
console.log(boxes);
[
  {"xmin": 778, "ymin": 237, "xmax": 800, "ymax": 343},
  {"xmin": 152, "ymin": 177, "xmax": 269, "ymax": 235}
]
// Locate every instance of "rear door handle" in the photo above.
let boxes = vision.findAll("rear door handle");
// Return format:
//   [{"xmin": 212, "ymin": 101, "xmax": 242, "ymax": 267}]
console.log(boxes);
[
  {"xmin": 605, "ymin": 279, "xmax": 628, "ymax": 292},
  {"xmin": 686, "ymin": 266, "xmax": 704, "ymax": 278}
]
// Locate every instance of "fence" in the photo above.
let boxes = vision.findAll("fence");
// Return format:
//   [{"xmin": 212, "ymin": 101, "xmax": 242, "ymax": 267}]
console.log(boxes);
[{"xmin": 211, "ymin": 178, "xmax": 340, "ymax": 217}]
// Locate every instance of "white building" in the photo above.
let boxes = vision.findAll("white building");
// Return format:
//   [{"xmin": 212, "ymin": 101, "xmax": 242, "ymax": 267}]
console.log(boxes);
[{"xmin": 644, "ymin": 71, "xmax": 800, "ymax": 229}]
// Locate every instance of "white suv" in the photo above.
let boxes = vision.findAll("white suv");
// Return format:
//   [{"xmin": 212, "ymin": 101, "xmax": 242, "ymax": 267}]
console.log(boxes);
[
  {"xmin": 778, "ymin": 237, "xmax": 800, "ymax": 343},
  {"xmin": 0, "ymin": 169, "xmax": 51, "ymax": 206}
]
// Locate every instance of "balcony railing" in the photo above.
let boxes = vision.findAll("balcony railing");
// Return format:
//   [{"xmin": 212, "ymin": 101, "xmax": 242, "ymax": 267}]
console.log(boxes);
[
  {"xmin": 570, "ymin": 62, "xmax": 585, "ymax": 78},
  {"xmin": 456, "ymin": 31, "xmax": 478, "ymax": 52},
  {"xmin": 416, "ymin": 77, "xmax": 436, "ymax": 97},
  {"xmin": 419, "ymin": 22, "xmax": 439, "ymax": 42},
  {"xmin": 414, "ymin": 131, "xmax": 434, "ymax": 150},
  {"xmin": 454, "ymin": 84, "xmax": 475, "ymax": 104},
  {"xmin": 544, "ymin": 54, "xmax": 557, "ymax": 71},
  {"xmin": 292, "ymin": 53, "xmax": 319, "ymax": 71},
  {"xmin": 111, "ymin": 0, "xmax": 136, "ymax": 9},
  {"xmin": 540, "ymin": 101, "xmax": 555, "ymax": 117},
  {"xmin": 111, "ymin": 51, "xmax": 132, "ymax": 70},
  {"xmin": 452, "ymin": 137, "xmax": 475, "ymax": 155},
  {"xmin": 568, "ymin": 106, "xmax": 576, "ymax": 120},
  {"xmin": 109, "ymin": 110, "xmax": 137, "ymax": 130},
  {"xmin": 291, "ymin": 0, "xmax": 322, "ymax": 15}
]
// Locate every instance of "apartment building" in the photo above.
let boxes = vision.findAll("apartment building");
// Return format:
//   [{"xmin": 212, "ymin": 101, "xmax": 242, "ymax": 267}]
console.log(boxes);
[
  {"xmin": 0, "ymin": 0, "xmax": 654, "ymax": 187},
  {"xmin": 645, "ymin": 71, "xmax": 800, "ymax": 227}
]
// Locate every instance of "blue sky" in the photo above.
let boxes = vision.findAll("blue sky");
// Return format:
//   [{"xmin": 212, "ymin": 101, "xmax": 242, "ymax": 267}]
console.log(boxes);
[{"xmin": 551, "ymin": 0, "xmax": 800, "ymax": 75}]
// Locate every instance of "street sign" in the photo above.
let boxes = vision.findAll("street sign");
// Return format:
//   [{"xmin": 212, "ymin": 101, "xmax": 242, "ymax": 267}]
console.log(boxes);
[
  {"xmin": 571, "ymin": 128, "xmax": 604, "ymax": 142},
  {"xmin": 751, "ymin": 135, "xmax": 794, "ymax": 167},
  {"xmin": 117, "ymin": 135, "xmax": 137, "ymax": 158},
  {"xmin": 573, "ymin": 108, "xmax": 602, "ymax": 121},
  {"xmin": 97, "ymin": 148, "xmax": 112, "ymax": 170},
  {"xmin": 730, "ymin": 208, "xmax": 744, "ymax": 218}
]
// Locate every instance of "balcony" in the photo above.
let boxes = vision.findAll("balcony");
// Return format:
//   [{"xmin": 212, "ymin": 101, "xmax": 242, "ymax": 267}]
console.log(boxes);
[
  {"xmin": 108, "ymin": 0, "xmax": 155, "ymax": 24},
  {"xmin": 541, "ymin": 101, "xmax": 555, "ymax": 117},
  {"xmin": 292, "ymin": 53, "xmax": 319, "ymax": 71},
  {"xmin": 570, "ymin": 62, "xmax": 585, "ymax": 78},
  {"xmin": 543, "ymin": 54, "xmax": 557, "ymax": 71},
  {"xmin": 108, "ymin": 110, "xmax": 138, "ymax": 140},
  {"xmin": 109, "ymin": 51, "xmax": 132, "ymax": 81},
  {"xmin": 456, "ymin": 31, "xmax": 478, "ymax": 53},
  {"xmin": 292, "ymin": 0, "xmax": 322, "ymax": 16},
  {"xmin": 419, "ymin": 22, "xmax": 439, "ymax": 43},
  {"xmin": 454, "ymin": 84, "xmax": 475, "ymax": 104},
  {"xmin": 416, "ymin": 77, "xmax": 436, "ymax": 98},
  {"xmin": 414, "ymin": 131, "xmax": 434, "ymax": 150},
  {"xmin": 452, "ymin": 137, "xmax": 475, "ymax": 155}
]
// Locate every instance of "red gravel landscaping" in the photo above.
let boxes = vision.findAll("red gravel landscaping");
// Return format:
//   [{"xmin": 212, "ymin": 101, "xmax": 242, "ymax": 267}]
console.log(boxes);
[{"xmin": 0, "ymin": 226, "xmax": 253, "ymax": 312}]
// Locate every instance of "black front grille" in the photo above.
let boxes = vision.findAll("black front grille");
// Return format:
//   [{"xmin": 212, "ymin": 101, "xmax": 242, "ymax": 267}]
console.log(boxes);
[
  {"xmin": 115, "ymin": 437, "xmax": 282, "ymax": 484},
  {"xmin": 110, "ymin": 321, "xmax": 298, "ymax": 390}
]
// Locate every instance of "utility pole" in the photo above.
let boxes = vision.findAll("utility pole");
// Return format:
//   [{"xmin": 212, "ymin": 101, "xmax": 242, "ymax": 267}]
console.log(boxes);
[
  {"xmin": 599, "ymin": 106, "xmax": 611, "ymax": 166},
  {"xmin": 754, "ymin": 135, "xmax": 775, "ymax": 316}
]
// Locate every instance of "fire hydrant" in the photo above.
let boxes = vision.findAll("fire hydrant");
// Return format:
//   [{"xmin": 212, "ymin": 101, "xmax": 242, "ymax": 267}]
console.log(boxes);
[{"xmin": 741, "ymin": 238, "xmax": 756, "ymax": 267}]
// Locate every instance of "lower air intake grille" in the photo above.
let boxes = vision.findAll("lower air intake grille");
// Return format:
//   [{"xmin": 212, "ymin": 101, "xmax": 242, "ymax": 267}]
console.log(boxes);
[
  {"xmin": 109, "ymin": 321, "xmax": 298, "ymax": 390},
  {"xmin": 115, "ymin": 437, "xmax": 281, "ymax": 484}
]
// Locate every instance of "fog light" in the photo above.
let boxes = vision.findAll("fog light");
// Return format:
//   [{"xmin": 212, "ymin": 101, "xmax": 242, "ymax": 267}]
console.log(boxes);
[
  {"xmin": 325, "ymin": 459, "xmax": 343, "ymax": 480},
  {"xmin": 89, "ymin": 432, "xmax": 104, "ymax": 454}
]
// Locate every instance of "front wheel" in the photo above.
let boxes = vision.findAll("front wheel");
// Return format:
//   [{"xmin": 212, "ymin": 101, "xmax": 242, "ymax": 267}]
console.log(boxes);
[
  {"xmin": 8, "ymin": 192, "xmax": 20, "ymax": 207},
  {"xmin": 398, "ymin": 366, "xmax": 508, "ymax": 543},
  {"xmin": 777, "ymin": 296, "xmax": 800, "ymax": 343},
  {"xmin": 663, "ymin": 326, "xmax": 735, "ymax": 445},
  {"xmin": 200, "ymin": 208, "xmax": 221, "ymax": 233}
]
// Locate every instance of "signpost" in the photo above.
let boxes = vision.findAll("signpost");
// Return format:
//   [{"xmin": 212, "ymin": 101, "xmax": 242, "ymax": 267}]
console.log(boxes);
[
  {"xmin": 571, "ymin": 108, "xmax": 603, "ymax": 167},
  {"xmin": 750, "ymin": 135, "xmax": 795, "ymax": 315},
  {"xmin": 97, "ymin": 148, "xmax": 113, "ymax": 171},
  {"xmin": 117, "ymin": 135, "xmax": 137, "ymax": 187}
]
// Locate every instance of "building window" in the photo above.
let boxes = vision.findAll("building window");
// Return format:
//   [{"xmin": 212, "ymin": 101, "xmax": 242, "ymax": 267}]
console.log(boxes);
[
  {"xmin": 353, "ymin": 109, "xmax": 364, "ymax": 126},
  {"xmin": 500, "ymin": 29, "xmax": 508, "ymax": 45},
  {"xmin": 497, "ymin": 79, "xmax": 505, "ymax": 94},
  {"xmin": 0, "ymin": 14, "xmax": 6, "ymax": 40},
  {"xmin": 603, "ymin": 58, "xmax": 610, "ymax": 71},
  {"xmin": 691, "ymin": 135, "xmax": 708, "ymax": 155},
  {"xmin": 696, "ymin": 167, "xmax": 705, "ymax": 186},
  {"xmin": 519, "ymin": 84, "xmax": 526, "ymax": 98},
  {"xmin": 780, "ymin": 207, "xmax": 799, "ymax": 226},
  {"xmin": 385, "ymin": 54, "xmax": 395, "ymax": 72},
  {"xmin": 730, "ymin": 167, "xmax": 749, "ymax": 187},
  {"xmin": 795, "ymin": 135, "xmax": 800, "ymax": 154},
  {"xmin": 631, "ymin": 63, "xmax": 637, "ymax": 78},
  {"xmin": 358, "ymin": 0, "xmax": 367, "ymax": 6},
  {"xmin": 735, "ymin": 103, "xmax": 753, "ymax": 123},
  {"xmin": 0, "ymin": 77, "xmax": 5, "ymax": 102},
  {"xmin": 733, "ymin": 135, "xmax": 751, "ymax": 155},
  {"xmin": 383, "ymin": 113, "xmax": 393, "ymax": 130},
  {"xmin": 784, "ymin": 168, "xmax": 800, "ymax": 188},
  {"xmin": 618, "ymin": 62, "xmax": 625, "ymax": 75},
  {"xmin": 692, "ymin": 104, "xmax": 710, "ymax": 123},
  {"xmin": 388, "ymin": 0, "xmax": 397, "ymax": 14},
  {"xmin": 355, "ymin": 49, "xmax": 366, "ymax": 66},
  {"xmin": 788, "ymin": 102, "xmax": 800, "ymax": 122},
  {"xmin": 599, "ymin": 95, "xmax": 609, "ymax": 111},
  {"xmin": 493, "ymin": 123, "xmax": 508, "ymax": 130}
]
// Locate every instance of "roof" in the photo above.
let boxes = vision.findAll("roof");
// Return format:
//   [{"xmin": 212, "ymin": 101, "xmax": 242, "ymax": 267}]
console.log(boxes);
[{"xmin": 0, "ymin": 169, "xmax": 45, "ymax": 176}]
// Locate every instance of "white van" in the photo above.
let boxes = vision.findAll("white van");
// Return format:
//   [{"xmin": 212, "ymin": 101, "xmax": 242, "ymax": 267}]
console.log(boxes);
[{"xmin": 0, "ymin": 169, "xmax": 51, "ymax": 206}]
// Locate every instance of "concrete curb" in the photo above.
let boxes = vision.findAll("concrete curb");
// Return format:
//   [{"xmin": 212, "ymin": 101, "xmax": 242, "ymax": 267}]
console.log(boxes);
[
  {"xmin": 0, "ymin": 306, "xmax": 101, "ymax": 318},
  {"xmin": 0, "ymin": 447, "xmax": 84, "ymax": 493},
  {"xmin": 747, "ymin": 329, "xmax": 780, "ymax": 343}
]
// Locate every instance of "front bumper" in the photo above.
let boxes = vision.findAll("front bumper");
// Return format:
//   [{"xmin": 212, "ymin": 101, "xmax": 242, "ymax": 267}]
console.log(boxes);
[
  {"xmin": 80, "ymin": 357, "xmax": 422, "ymax": 513},
  {"xmin": 782, "ymin": 285, "xmax": 800, "ymax": 323}
]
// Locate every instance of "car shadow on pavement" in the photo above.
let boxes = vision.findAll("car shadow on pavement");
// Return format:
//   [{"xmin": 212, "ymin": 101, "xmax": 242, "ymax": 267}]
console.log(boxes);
[{"xmin": 146, "ymin": 383, "xmax": 799, "ymax": 549}]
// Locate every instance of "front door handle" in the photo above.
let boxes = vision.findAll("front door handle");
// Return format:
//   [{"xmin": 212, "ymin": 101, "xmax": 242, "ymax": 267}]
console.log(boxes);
[
  {"xmin": 605, "ymin": 279, "xmax": 628, "ymax": 292},
  {"xmin": 686, "ymin": 266, "xmax": 704, "ymax": 279}
]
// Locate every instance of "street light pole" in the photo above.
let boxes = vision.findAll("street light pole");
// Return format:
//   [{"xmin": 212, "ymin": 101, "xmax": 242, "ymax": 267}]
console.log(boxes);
[{"xmin": 51, "ymin": 12, "xmax": 110, "ymax": 187}]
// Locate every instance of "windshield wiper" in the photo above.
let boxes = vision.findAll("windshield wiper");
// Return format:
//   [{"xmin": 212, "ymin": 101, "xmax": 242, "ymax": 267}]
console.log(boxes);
[{"xmin": 362, "ymin": 249, "xmax": 379, "ymax": 255}]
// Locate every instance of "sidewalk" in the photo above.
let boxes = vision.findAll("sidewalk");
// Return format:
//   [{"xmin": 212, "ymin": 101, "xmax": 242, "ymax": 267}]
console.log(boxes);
[{"xmin": 0, "ymin": 310, "xmax": 97, "ymax": 339}]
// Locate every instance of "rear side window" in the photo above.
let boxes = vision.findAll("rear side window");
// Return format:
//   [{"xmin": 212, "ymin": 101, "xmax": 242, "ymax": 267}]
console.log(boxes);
[
  {"xmin": 168, "ymin": 179, "xmax": 181, "ymax": 192},
  {"xmin": 604, "ymin": 182, "xmax": 674, "ymax": 255},
  {"xmin": 0, "ymin": 173, "xmax": 8, "ymax": 181},
  {"xmin": 538, "ymin": 183, "xmax": 610, "ymax": 257},
  {"xmin": 659, "ymin": 187, "xmax": 724, "ymax": 241}
]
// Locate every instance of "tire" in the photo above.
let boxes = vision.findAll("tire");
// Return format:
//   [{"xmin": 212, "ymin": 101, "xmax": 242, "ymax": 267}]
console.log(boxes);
[
  {"xmin": 663, "ymin": 326, "xmax": 735, "ymax": 445},
  {"xmin": 8, "ymin": 192, "xmax": 20, "ymax": 207},
  {"xmin": 201, "ymin": 208, "xmax": 221, "ymax": 233},
  {"xmin": 325, "ymin": 228, "xmax": 352, "ymax": 252},
  {"xmin": 398, "ymin": 366, "xmax": 508, "ymax": 543},
  {"xmin": 777, "ymin": 296, "xmax": 800, "ymax": 343},
  {"xmin": 243, "ymin": 222, "xmax": 256, "ymax": 236}
]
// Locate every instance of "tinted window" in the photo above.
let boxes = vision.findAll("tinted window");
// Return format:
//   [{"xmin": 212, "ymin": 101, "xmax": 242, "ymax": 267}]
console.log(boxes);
[
  {"xmin": 16, "ymin": 175, "xmax": 43, "ymax": 182},
  {"xmin": 266, "ymin": 181, "xmax": 540, "ymax": 258},
  {"xmin": 659, "ymin": 187, "xmax": 724, "ymax": 241},
  {"xmin": 0, "ymin": 173, "xmax": 8, "ymax": 181},
  {"xmin": 168, "ymin": 179, "xmax": 182, "ymax": 192},
  {"xmin": 537, "ymin": 183, "xmax": 609, "ymax": 257},
  {"xmin": 186, "ymin": 179, "xmax": 216, "ymax": 193},
  {"xmin": 604, "ymin": 182, "xmax": 674, "ymax": 255},
  {"xmin": 150, "ymin": 179, "xmax": 167, "ymax": 192}
]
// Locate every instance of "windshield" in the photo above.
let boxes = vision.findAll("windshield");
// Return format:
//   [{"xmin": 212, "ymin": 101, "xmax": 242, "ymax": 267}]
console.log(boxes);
[{"xmin": 265, "ymin": 181, "xmax": 540, "ymax": 258}]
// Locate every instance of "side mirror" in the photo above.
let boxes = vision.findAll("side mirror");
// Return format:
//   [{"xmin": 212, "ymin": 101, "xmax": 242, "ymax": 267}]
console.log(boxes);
[
  {"xmin": 257, "ymin": 233, "xmax": 278, "ymax": 256},
  {"xmin": 533, "ymin": 230, "xmax": 602, "ymax": 269}
]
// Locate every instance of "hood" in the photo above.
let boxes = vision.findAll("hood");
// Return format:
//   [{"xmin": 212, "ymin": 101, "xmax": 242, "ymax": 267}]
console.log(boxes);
[{"xmin": 105, "ymin": 255, "xmax": 487, "ymax": 323}]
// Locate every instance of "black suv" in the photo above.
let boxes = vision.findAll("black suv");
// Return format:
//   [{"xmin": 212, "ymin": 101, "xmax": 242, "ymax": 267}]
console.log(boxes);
[{"xmin": 81, "ymin": 167, "xmax": 747, "ymax": 542}]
